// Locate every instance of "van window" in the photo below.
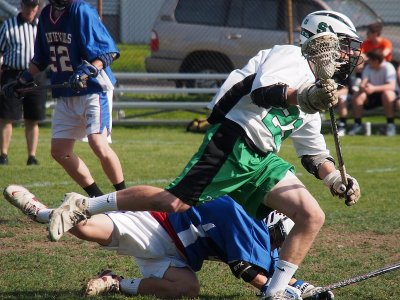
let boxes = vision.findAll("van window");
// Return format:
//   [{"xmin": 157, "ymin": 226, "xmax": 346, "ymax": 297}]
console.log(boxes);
[
  {"xmin": 175, "ymin": 0, "xmax": 228, "ymax": 26},
  {"xmin": 242, "ymin": 0, "xmax": 280, "ymax": 30}
]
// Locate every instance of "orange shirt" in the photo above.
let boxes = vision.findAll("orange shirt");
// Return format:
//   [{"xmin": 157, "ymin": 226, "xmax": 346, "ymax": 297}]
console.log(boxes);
[{"xmin": 361, "ymin": 38, "xmax": 393, "ymax": 61}]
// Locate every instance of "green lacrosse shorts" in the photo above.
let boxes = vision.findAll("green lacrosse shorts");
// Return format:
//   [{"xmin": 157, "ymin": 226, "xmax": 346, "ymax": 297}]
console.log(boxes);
[{"xmin": 166, "ymin": 123, "xmax": 295, "ymax": 219}]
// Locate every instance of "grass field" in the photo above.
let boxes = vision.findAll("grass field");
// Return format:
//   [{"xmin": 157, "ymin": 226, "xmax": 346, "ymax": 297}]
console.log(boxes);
[{"xmin": 0, "ymin": 125, "xmax": 399, "ymax": 300}]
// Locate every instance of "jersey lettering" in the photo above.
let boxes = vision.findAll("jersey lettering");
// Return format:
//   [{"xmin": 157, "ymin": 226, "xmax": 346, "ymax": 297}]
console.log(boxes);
[{"xmin": 262, "ymin": 107, "xmax": 303, "ymax": 149}]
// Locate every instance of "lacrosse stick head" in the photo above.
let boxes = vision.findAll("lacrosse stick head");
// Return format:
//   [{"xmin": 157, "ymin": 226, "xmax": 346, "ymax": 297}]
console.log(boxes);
[{"xmin": 302, "ymin": 32, "xmax": 340, "ymax": 80}]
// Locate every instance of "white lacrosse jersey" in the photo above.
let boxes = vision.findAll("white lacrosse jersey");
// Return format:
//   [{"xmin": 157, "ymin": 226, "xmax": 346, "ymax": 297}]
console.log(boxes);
[{"xmin": 207, "ymin": 45, "xmax": 329, "ymax": 157}]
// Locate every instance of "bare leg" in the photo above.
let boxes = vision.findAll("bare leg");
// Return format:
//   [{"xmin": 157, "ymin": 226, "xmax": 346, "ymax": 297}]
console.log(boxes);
[
  {"xmin": 381, "ymin": 91, "xmax": 396, "ymax": 118},
  {"xmin": 136, "ymin": 267, "xmax": 199, "ymax": 298},
  {"xmin": 88, "ymin": 131, "xmax": 124, "ymax": 185},
  {"xmin": 0, "ymin": 119, "xmax": 12, "ymax": 155},
  {"xmin": 24, "ymin": 119, "xmax": 39, "ymax": 157},
  {"xmin": 351, "ymin": 92, "xmax": 367, "ymax": 118},
  {"xmin": 51, "ymin": 138, "xmax": 95, "ymax": 188},
  {"xmin": 69, "ymin": 214, "xmax": 113, "ymax": 245},
  {"xmin": 115, "ymin": 186, "xmax": 191, "ymax": 213},
  {"xmin": 264, "ymin": 176, "xmax": 324, "ymax": 266}
]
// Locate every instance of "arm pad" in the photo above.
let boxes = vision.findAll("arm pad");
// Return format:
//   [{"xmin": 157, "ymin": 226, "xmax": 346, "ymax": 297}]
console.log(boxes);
[
  {"xmin": 301, "ymin": 154, "xmax": 335, "ymax": 179},
  {"xmin": 250, "ymin": 83, "xmax": 289, "ymax": 109},
  {"xmin": 228, "ymin": 260, "xmax": 261, "ymax": 282}
]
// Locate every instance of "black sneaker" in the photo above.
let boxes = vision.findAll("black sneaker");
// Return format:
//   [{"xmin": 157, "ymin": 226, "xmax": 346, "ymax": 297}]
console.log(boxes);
[
  {"xmin": 0, "ymin": 153, "xmax": 8, "ymax": 165},
  {"xmin": 27, "ymin": 156, "xmax": 39, "ymax": 166}
]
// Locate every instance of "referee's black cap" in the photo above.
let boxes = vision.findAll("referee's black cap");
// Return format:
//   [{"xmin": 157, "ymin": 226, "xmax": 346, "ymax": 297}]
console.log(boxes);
[{"xmin": 22, "ymin": 0, "xmax": 39, "ymax": 7}]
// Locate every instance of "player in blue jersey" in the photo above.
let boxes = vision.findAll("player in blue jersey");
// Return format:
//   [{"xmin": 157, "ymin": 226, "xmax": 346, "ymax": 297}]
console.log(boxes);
[
  {"xmin": 4, "ymin": 184, "xmax": 333, "ymax": 299},
  {"xmin": 3, "ymin": 0, "xmax": 125, "ymax": 197}
]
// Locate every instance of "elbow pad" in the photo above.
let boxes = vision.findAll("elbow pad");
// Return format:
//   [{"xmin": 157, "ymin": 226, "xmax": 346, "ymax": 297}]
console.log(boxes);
[
  {"xmin": 229, "ymin": 260, "xmax": 260, "ymax": 282},
  {"xmin": 301, "ymin": 154, "xmax": 335, "ymax": 179},
  {"xmin": 250, "ymin": 83, "xmax": 289, "ymax": 109}
]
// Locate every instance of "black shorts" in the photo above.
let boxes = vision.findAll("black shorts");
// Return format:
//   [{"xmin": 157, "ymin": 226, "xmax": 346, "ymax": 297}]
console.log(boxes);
[
  {"xmin": 0, "ymin": 68, "xmax": 47, "ymax": 121},
  {"xmin": 364, "ymin": 92, "xmax": 382, "ymax": 110}
]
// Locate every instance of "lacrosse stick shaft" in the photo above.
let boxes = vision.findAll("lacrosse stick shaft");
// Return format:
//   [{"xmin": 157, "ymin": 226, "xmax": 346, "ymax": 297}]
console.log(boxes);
[
  {"xmin": 15, "ymin": 82, "xmax": 71, "ymax": 94},
  {"xmin": 304, "ymin": 262, "xmax": 400, "ymax": 298},
  {"xmin": 328, "ymin": 107, "xmax": 347, "ymax": 185}
]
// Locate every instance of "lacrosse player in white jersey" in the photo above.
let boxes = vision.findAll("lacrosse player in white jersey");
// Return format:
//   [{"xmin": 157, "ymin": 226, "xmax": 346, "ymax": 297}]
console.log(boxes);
[{"xmin": 49, "ymin": 11, "xmax": 362, "ymax": 300}]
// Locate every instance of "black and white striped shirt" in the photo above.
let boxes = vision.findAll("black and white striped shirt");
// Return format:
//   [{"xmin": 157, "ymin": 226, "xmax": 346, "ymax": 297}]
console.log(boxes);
[{"xmin": 0, "ymin": 13, "xmax": 38, "ymax": 70}]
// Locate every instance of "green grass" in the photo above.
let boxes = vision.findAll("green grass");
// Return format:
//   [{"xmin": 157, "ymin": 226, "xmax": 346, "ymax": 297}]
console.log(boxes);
[
  {"xmin": 0, "ymin": 126, "xmax": 399, "ymax": 299},
  {"xmin": 112, "ymin": 44, "xmax": 149, "ymax": 72}
]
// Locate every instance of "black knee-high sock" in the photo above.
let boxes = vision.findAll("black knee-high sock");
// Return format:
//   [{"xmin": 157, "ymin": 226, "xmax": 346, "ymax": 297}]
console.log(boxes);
[
  {"xmin": 83, "ymin": 182, "xmax": 104, "ymax": 197},
  {"xmin": 113, "ymin": 180, "xmax": 126, "ymax": 191}
]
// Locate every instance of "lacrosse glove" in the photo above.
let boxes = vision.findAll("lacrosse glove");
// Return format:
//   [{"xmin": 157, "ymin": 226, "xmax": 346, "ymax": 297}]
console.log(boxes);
[
  {"xmin": 297, "ymin": 79, "xmax": 338, "ymax": 114},
  {"xmin": 69, "ymin": 60, "xmax": 99, "ymax": 92},
  {"xmin": 2, "ymin": 70, "xmax": 36, "ymax": 99},
  {"xmin": 292, "ymin": 280, "xmax": 334, "ymax": 300},
  {"xmin": 323, "ymin": 170, "xmax": 360, "ymax": 206}
]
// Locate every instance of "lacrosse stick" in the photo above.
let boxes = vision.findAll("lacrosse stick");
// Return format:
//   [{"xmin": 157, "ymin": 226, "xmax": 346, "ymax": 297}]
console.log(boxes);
[
  {"xmin": 0, "ymin": 82, "xmax": 70, "ymax": 96},
  {"xmin": 303, "ymin": 262, "xmax": 400, "ymax": 299},
  {"xmin": 302, "ymin": 33, "xmax": 350, "ymax": 198}
]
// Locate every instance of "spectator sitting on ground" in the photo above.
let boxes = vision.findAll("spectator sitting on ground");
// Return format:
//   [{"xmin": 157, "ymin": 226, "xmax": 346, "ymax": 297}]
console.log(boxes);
[{"xmin": 346, "ymin": 50, "xmax": 398, "ymax": 136}]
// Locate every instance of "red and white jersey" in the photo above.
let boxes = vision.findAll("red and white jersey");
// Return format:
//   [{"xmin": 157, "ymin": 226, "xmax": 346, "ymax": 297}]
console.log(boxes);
[{"xmin": 207, "ymin": 45, "xmax": 329, "ymax": 157}]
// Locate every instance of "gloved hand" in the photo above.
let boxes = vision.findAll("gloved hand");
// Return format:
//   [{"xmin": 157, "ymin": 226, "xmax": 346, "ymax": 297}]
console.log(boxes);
[
  {"xmin": 323, "ymin": 170, "xmax": 360, "ymax": 206},
  {"xmin": 69, "ymin": 60, "xmax": 99, "ymax": 92},
  {"xmin": 292, "ymin": 280, "xmax": 334, "ymax": 300},
  {"xmin": 2, "ymin": 70, "xmax": 35, "ymax": 99},
  {"xmin": 297, "ymin": 79, "xmax": 338, "ymax": 114}
]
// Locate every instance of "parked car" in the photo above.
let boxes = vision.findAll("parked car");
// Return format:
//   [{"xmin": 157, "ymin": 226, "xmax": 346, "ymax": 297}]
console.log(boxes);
[{"xmin": 145, "ymin": 0, "xmax": 393, "ymax": 87}]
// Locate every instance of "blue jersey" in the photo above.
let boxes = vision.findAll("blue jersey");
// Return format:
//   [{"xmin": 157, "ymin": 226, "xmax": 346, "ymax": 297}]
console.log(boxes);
[
  {"xmin": 32, "ymin": 1, "xmax": 119, "ymax": 98},
  {"xmin": 167, "ymin": 195, "xmax": 278, "ymax": 275}
]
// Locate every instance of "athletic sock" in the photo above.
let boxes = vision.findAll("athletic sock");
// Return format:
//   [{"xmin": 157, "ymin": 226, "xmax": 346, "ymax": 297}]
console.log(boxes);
[
  {"xmin": 264, "ymin": 260, "xmax": 298, "ymax": 296},
  {"xmin": 339, "ymin": 118, "xmax": 347, "ymax": 125},
  {"xmin": 83, "ymin": 182, "xmax": 104, "ymax": 197},
  {"xmin": 87, "ymin": 191, "xmax": 118, "ymax": 215},
  {"xmin": 387, "ymin": 117, "xmax": 394, "ymax": 124},
  {"xmin": 113, "ymin": 180, "xmax": 126, "ymax": 191},
  {"xmin": 120, "ymin": 278, "xmax": 142, "ymax": 295},
  {"xmin": 36, "ymin": 208, "xmax": 53, "ymax": 223},
  {"xmin": 354, "ymin": 118, "xmax": 362, "ymax": 125}
]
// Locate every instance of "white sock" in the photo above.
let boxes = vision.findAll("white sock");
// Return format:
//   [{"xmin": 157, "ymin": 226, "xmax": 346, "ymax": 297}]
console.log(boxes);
[
  {"xmin": 265, "ymin": 260, "xmax": 298, "ymax": 296},
  {"xmin": 120, "ymin": 278, "xmax": 142, "ymax": 295},
  {"xmin": 36, "ymin": 209, "xmax": 53, "ymax": 223},
  {"xmin": 87, "ymin": 192, "xmax": 118, "ymax": 215}
]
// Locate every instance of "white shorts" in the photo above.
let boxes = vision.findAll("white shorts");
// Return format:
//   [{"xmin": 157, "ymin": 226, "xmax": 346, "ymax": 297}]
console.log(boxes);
[
  {"xmin": 51, "ymin": 91, "xmax": 113, "ymax": 142},
  {"xmin": 102, "ymin": 211, "xmax": 189, "ymax": 278}
]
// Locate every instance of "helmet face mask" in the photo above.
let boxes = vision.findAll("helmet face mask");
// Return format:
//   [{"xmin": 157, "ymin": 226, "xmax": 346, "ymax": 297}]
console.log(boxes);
[
  {"xmin": 300, "ymin": 10, "xmax": 363, "ymax": 79},
  {"xmin": 336, "ymin": 35, "xmax": 363, "ymax": 80}
]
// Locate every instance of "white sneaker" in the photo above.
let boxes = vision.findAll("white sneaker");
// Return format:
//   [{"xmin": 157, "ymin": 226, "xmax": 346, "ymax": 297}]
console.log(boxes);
[
  {"xmin": 347, "ymin": 123, "xmax": 363, "ymax": 135},
  {"xmin": 261, "ymin": 289, "xmax": 302, "ymax": 300},
  {"xmin": 386, "ymin": 123, "xmax": 396, "ymax": 136},
  {"xmin": 48, "ymin": 192, "xmax": 89, "ymax": 242},
  {"xmin": 337, "ymin": 122, "xmax": 346, "ymax": 137},
  {"xmin": 85, "ymin": 269, "xmax": 121, "ymax": 296},
  {"xmin": 3, "ymin": 185, "xmax": 48, "ymax": 223}
]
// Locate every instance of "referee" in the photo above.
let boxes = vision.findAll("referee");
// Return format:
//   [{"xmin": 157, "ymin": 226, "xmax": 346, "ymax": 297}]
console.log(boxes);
[{"xmin": 0, "ymin": 0, "xmax": 46, "ymax": 165}]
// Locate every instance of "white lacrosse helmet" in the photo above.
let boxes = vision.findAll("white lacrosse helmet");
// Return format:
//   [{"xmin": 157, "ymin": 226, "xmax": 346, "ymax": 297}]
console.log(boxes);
[
  {"xmin": 300, "ymin": 10, "xmax": 362, "ymax": 79},
  {"xmin": 266, "ymin": 210, "xmax": 295, "ymax": 241},
  {"xmin": 300, "ymin": 10, "xmax": 359, "ymax": 45}
]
